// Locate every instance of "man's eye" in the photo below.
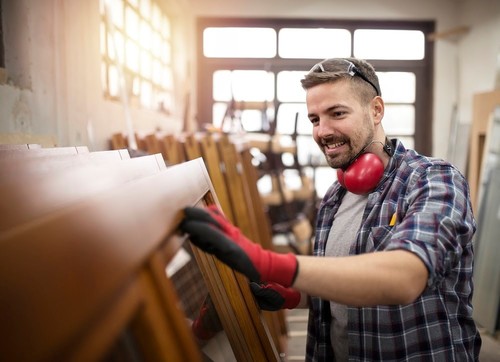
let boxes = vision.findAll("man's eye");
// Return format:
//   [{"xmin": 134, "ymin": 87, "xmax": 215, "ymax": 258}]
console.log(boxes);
[{"xmin": 309, "ymin": 118, "xmax": 319, "ymax": 125}]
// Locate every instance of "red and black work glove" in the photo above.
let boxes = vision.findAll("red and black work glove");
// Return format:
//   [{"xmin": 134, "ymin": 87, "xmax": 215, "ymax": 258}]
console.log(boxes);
[
  {"xmin": 192, "ymin": 295, "xmax": 223, "ymax": 341},
  {"xmin": 179, "ymin": 205, "xmax": 298, "ymax": 287},
  {"xmin": 250, "ymin": 282, "xmax": 301, "ymax": 311}
]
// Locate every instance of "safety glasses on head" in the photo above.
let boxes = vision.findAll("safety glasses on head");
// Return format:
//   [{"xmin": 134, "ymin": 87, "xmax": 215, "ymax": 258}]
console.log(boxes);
[{"xmin": 308, "ymin": 59, "xmax": 380, "ymax": 96}]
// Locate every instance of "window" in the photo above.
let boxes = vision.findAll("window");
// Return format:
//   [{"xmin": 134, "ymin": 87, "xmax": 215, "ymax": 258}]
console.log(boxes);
[
  {"xmin": 279, "ymin": 28, "xmax": 351, "ymax": 59},
  {"xmin": 100, "ymin": 0, "xmax": 173, "ymax": 112},
  {"xmin": 203, "ymin": 27, "xmax": 276, "ymax": 58},
  {"xmin": 197, "ymin": 18, "xmax": 434, "ymax": 197},
  {"xmin": 354, "ymin": 29, "xmax": 425, "ymax": 60}
]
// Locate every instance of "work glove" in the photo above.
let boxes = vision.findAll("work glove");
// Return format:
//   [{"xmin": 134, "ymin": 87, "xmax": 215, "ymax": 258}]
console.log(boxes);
[
  {"xmin": 250, "ymin": 282, "xmax": 301, "ymax": 311},
  {"xmin": 191, "ymin": 295, "xmax": 223, "ymax": 340},
  {"xmin": 179, "ymin": 205, "xmax": 298, "ymax": 287}
]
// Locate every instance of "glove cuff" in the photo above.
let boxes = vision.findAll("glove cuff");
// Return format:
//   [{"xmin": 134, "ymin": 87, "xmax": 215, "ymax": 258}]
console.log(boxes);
[
  {"xmin": 283, "ymin": 288, "xmax": 301, "ymax": 309},
  {"xmin": 265, "ymin": 252, "xmax": 299, "ymax": 287}
]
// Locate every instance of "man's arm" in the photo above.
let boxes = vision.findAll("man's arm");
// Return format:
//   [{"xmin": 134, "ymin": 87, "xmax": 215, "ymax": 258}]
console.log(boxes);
[
  {"xmin": 180, "ymin": 206, "xmax": 428, "ymax": 307},
  {"xmin": 294, "ymin": 250, "xmax": 428, "ymax": 306}
]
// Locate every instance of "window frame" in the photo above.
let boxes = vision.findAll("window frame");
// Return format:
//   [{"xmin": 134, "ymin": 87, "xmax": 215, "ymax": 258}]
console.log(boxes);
[{"xmin": 196, "ymin": 17, "xmax": 435, "ymax": 155}]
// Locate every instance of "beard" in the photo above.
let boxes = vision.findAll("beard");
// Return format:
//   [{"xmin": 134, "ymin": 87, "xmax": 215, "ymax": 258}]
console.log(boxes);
[{"xmin": 318, "ymin": 123, "xmax": 375, "ymax": 170}]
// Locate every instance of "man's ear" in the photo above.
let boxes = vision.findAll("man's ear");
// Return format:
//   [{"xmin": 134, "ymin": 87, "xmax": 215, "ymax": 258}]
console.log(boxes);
[{"xmin": 371, "ymin": 96, "xmax": 384, "ymax": 125}]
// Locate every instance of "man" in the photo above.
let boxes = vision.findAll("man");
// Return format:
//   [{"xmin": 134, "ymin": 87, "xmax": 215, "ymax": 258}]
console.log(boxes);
[{"xmin": 180, "ymin": 57, "xmax": 481, "ymax": 361}]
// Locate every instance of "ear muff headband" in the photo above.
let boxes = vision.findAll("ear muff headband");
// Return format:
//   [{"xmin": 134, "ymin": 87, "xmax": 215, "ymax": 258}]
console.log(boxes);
[
  {"xmin": 337, "ymin": 153, "xmax": 384, "ymax": 195},
  {"xmin": 336, "ymin": 138, "xmax": 393, "ymax": 195}
]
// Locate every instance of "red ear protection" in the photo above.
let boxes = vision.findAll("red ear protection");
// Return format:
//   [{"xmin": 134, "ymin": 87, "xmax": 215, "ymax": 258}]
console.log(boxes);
[{"xmin": 336, "ymin": 153, "xmax": 384, "ymax": 195}]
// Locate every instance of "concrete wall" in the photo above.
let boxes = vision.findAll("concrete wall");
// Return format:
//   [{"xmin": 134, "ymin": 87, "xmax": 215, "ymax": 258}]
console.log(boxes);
[
  {"xmin": 0, "ymin": 0, "xmax": 193, "ymax": 150},
  {"xmin": 1, "ymin": 0, "xmax": 499, "ymax": 164}
]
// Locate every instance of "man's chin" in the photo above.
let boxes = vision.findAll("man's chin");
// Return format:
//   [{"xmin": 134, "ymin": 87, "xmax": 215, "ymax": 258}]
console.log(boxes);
[
  {"xmin": 324, "ymin": 154, "xmax": 348, "ymax": 169},
  {"xmin": 325, "ymin": 158, "xmax": 343, "ymax": 170}
]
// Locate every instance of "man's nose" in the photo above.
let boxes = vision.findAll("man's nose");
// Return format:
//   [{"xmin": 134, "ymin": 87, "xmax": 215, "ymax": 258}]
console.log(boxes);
[{"xmin": 316, "ymin": 119, "xmax": 332, "ymax": 139}]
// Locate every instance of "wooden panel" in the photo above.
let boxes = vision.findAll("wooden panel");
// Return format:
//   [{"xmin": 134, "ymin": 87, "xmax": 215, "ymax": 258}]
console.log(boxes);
[
  {"xmin": 467, "ymin": 90, "xmax": 500, "ymax": 212},
  {"xmin": 0, "ymin": 153, "xmax": 166, "ymax": 232},
  {"xmin": 0, "ymin": 149, "xmax": 132, "ymax": 177},
  {"xmin": 0, "ymin": 153, "xmax": 281, "ymax": 361},
  {"xmin": 0, "ymin": 159, "xmax": 212, "ymax": 361}
]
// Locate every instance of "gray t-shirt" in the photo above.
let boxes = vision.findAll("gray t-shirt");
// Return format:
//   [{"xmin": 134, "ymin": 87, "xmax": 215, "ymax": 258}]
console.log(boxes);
[{"xmin": 325, "ymin": 192, "xmax": 368, "ymax": 362}]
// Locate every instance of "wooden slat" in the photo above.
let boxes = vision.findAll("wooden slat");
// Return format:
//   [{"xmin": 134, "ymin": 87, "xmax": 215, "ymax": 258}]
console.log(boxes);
[
  {"xmin": 217, "ymin": 134, "xmax": 287, "ymax": 354},
  {"xmin": 195, "ymin": 133, "xmax": 236, "ymax": 223},
  {"xmin": 0, "ymin": 149, "xmax": 132, "ymax": 178},
  {"xmin": 183, "ymin": 134, "xmax": 285, "ymax": 359},
  {"xmin": 158, "ymin": 134, "xmax": 185, "ymax": 165},
  {"xmin": 0, "ymin": 143, "xmax": 41, "ymax": 150},
  {"xmin": 0, "ymin": 145, "xmax": 89, "ymax": 160},
  {"xmin": 110, "ymin": 133, "xmax": 128, "ymax": 150}
]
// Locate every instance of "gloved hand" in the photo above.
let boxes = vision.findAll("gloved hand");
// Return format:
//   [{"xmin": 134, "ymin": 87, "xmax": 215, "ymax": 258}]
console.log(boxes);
[
  {"xmin": 250, "ymin": 282, "xmax": 301, "ymax": 311},
  {"xmin": 192, "ymin": 295, "xmax": 223, "ymax": 340},
  {"xmin": 179, "ymin": 205, "xmax": 298, "ymax": 287}
]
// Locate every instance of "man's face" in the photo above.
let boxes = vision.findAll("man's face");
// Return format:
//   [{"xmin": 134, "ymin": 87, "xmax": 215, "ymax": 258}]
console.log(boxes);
[{"xmin": 306, "ymin": 79, "xmax": 375, "ymax": 169}]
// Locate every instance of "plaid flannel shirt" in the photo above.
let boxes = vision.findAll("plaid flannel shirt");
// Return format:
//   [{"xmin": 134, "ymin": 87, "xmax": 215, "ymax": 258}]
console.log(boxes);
[{"xmin": 306, "ymin": 139, "xmax": 481, "ymax": 361}]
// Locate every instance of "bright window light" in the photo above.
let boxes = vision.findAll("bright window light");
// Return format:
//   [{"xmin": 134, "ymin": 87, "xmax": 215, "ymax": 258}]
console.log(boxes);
[
  {"xmin": 203, "ymin": 27, "xmax": 276, "ymax": 58},
  {"xmin": 279, "ymin": 28, "xmax": 351, "ymax": 59},
  {"xmin": 354, "ymin": 29, "xmax": 425, "ymax": 60}
]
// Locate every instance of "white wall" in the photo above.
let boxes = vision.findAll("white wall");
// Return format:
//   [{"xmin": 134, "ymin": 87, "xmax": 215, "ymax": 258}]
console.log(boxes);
[{"xmin": 1, "ymin": 0, "xmax": 499, "ymax": 161}]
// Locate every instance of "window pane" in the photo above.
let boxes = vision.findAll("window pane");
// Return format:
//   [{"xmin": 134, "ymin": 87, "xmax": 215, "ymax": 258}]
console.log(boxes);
[
  {"xmin": 140, "ymin": 21, "xmax": 152, "ymax": 50},
  {"xmin": 108, "ymin": 0, "xmax": 124, "ymax": 29},
  {"xmin": 240, "ymin": 110, "xmax": 267, "ymax": 132},
  {"xmin": 277, "ymin": 71, "xmax": 307, "ymax": 102},
  {"xmin": 212, "ymin": 102, "xmax": 226, "ymax": 128},
  {"xmin": 203, "ymin": 28, "xmax": 276, "ymax": 58},
  {"xmin": 279, "ymin": 28, "xmax": 351, "ymax": 59},
  {"xmin": 314, "ymin": 166, "xmax": 337, "ymax": 198},
  {"xmin": 354, "ymin": 29, "xmax": 425, "ymax": 60},
  {"xmin": 212, "ymin": 70, "xmax": 274, "ymax": 102},
  {"xmin": 377, "ymin": 72, "xmax": 416, "ymax": 103},
  {"xmin": 276, "ymin": 103, "xmax": 310, "ymax": 135},
  {"xmin": 108, "ymin": 65, "xmax": 120, "ymax": 97},
  {"xmin": 151, "ymin": 4, "xmax": 161, "ymax": 30},
  {"xmin": 108, "ymin": 31, "xmax": 124, "ymax": 63},
  {"xmin": 140, "ymin": 51, "xmax": 151, "ymax": 78},
  {"xmin": 162, "ymin": 67, "xmax": 173, "ymax": 89},
  {"xmin": 151, "ymin": 32, "xmax": 161, "ymax": 57},
  {"xmin": 126, "ymin": 39, "xmax": 139, "ymax": 72},
  {"xmin": 125, "ymin": 7, "xmax": 139, "ymax": 41},
  {"xmin": 101, "ymin": 62, "xmax": 108, "ymax": 94},
  {"xmin": 398, "ymin": 136, "xmax": 414, "ymax": 150},
  {"xmin": 140, "ymin": 80, "xmax": 153, "ymax": 108},
  {"xmin": 297, "ymin": 135, "xmax": 322, "ymax": 165},
  {"xmin": 383, "ymin": 105, "xmax": 415, "ymax": 135},
  {"xmin": 140, "ymin": 0, "xmax": 150, "ymax": 18}
]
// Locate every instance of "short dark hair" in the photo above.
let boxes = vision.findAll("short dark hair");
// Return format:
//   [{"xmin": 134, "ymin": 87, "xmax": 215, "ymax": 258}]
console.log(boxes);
[{"xmin": 301, "ymin": 57, "xmax": 381, "ymax": 103}]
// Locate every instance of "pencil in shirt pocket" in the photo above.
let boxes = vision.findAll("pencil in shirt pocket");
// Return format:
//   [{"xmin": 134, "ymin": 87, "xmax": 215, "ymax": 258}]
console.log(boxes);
[{"xmin": 389, "ymin": 212, "xmax": 397, "ymax": 226}]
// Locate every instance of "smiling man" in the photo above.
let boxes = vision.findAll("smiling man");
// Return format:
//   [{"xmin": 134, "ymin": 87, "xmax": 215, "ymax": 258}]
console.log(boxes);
[{"xmin": 180, "ymin": 57, "xmax": 481, "ymax": 361}]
